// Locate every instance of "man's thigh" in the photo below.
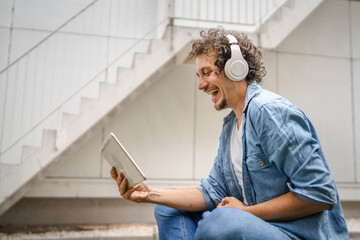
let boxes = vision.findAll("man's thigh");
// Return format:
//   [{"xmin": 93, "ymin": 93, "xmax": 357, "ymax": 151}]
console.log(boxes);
[{"xmin": 195, "ymin": 208, "xmax": 294, "ymax": 240}]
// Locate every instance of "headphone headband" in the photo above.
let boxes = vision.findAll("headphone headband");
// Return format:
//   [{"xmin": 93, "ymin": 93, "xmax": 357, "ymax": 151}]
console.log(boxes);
[{"xmin": 226, "ymin": 34, "xmax": 238, "ymax": 44}]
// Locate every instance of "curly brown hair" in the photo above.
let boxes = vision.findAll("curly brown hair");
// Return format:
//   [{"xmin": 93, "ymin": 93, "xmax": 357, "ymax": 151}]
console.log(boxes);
[{"xmin": 188, "ymin": 27, "xmax": 265, "ymax": 84}]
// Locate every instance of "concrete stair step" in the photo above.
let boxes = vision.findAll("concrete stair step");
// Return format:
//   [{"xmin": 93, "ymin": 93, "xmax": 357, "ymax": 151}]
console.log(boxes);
[
  {"xmin": 116, "ymin": 67, "xmax": 133, "ymax": 84},
  {"xmin": 348, "ymin": 218, "xmax": 360, "ymax": 240},
  {"xmin": 79, "ymin": 97, "xmax": 98, "ymax": 115}
]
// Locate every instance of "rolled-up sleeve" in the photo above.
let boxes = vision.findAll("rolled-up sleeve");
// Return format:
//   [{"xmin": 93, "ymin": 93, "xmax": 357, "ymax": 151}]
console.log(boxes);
[
  {"xmin": 253, "ymin": 101, "xmax": 337, "ymax": 209},
  {"xmin": 197, "ymin": 135, "xmax": 229, "ymax": 210}
]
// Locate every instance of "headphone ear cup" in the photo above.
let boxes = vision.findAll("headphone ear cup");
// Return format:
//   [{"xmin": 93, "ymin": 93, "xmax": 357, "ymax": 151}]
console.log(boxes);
[
  {"xmin": 224, "ymin": 57, "xmax": 249, "ymax": 81},
  {"xmin": 225, "ymin": 34, "xmax": 249, "ymax": 81}
]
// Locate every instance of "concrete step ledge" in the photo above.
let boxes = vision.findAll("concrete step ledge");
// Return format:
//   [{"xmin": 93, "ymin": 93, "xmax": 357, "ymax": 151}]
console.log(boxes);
[{"xmin": 348, "ymin": 218, "xmax": 360, "ymax": 239}]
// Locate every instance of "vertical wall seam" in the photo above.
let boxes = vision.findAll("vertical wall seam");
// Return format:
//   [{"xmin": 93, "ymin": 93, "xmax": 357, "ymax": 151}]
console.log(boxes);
[
  {"xmin": 192, "ymin": 72, "xmax": 197, "ymax": 180},
  {"xmin": 348, "ymin": 0, "xmax": 357, "ymax": 183},
  {"xmin": 105, "ymin": 0, "xmax": 112, "ymax": 83},
  {"xmin": 7, "ymin": 0, "xmax": 16, "ymax": 65},
  {"xmin": 0, "ymin": 0, "xmax": 16, "ymax": 159},
  {"xmin": 100, "ymin": 127, "xmax": 105, "ymax": 178}
]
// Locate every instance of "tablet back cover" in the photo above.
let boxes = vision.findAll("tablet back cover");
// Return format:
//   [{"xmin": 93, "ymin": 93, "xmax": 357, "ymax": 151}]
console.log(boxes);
[{"xmin": 101, "ymin": 133, "xmax": 146, "ymax": 188}]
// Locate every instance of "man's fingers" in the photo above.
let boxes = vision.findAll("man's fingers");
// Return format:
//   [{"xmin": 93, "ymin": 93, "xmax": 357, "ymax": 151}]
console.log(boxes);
[
  {"xmin": 111, "ymin": 168, "xmax": 140, "ymax": 201},
  {"xmin": 217, "ymin": 197, "xmax": 230, "ymax": 208},
  {"xmin": 110, "ymin": 167, "xmax": 118, "ymax": 181},
  {"xmin": 122, "ymin": 185, "xmax": 140, "ymax": 200},
  {"xmin": 117, "ymin": 172, "xmax": 124, "ymax": 184},
  {"xmin": 119, "ymin": 176, "xmax": 127, "ymax": 195}
]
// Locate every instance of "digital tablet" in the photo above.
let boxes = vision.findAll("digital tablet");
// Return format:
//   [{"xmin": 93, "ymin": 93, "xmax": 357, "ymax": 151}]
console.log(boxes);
[{"xmin": 101, "ymin": 132, "xmax": 146, "ymax": 188}]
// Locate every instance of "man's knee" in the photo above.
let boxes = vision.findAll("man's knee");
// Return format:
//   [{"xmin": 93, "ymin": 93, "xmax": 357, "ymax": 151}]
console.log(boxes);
[
  {"xmin": 154, "ymin": 204, "xmax": 180, "ymax": 223},
  {"xmin": 195, "ymin": 208, "xmax": 256, "ymax": 240}
]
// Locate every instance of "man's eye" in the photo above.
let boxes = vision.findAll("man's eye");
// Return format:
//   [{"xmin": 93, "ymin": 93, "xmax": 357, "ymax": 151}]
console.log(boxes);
[{"xmin": 204, "ymin": 71, "xmax": 211, "ymax": 76}]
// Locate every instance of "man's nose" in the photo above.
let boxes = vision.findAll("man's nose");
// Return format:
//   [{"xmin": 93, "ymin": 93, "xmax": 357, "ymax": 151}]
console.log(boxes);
[{"xmin": 198, "ymin": 77, "xmax": 208, "ymax": 90}]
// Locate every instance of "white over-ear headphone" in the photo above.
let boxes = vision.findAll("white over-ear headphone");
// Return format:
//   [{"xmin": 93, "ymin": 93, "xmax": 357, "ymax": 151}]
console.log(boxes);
[{"xmin": 224, "ymin": 34, "xmax": 249, "ymax": 81}]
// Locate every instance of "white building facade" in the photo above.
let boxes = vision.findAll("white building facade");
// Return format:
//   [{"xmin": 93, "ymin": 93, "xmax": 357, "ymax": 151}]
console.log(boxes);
[{"xmin": 0, "ymin": 0, "xmax": 359, "ymax": 227}]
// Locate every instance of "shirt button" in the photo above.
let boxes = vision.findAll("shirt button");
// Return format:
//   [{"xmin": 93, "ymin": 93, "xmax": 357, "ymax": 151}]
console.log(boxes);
[
  {"xmin": 246, "ymin": 179, "xmax": 251, "ymax": 184},
  {"xmin": 258, "ymin": 161, "xmax": 264, "ymax": 166}
]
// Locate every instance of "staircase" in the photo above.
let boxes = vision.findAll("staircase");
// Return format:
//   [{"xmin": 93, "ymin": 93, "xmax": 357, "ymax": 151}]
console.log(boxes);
[
  {"xmin": 0, "ymin": 0, "xmax": 324, "ymax": 216},
  {"xmin": 0, "ymin": 25, "xmax": 197, "ymax": 215},
  {"xmin": 259, "ymin": 0, "xmax": 323, "ymax": 48},
  {"xmin": 169, "ymin": 0, "xmax": 324, "ymax": 49}
]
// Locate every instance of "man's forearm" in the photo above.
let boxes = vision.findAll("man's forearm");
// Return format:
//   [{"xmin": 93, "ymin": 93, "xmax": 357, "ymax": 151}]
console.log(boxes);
[
  {"xmin": 148, "ymin": 187, "xmax": 207, "ymax": 212},
  {"xmin": 245, "ymin": 192, "xmax": 331, "ymax": 222}
]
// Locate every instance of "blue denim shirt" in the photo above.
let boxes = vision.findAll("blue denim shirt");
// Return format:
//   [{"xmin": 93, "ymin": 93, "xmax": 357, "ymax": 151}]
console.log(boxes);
[{"xmin": 198, "ymin": 83, "xmax": 349, "ymax": 240}]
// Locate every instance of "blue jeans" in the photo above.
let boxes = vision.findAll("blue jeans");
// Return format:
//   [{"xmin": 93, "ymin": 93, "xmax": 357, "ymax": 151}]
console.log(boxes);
[{"xmin": 154, "ymin": 205, "xmax": 297, "ymax": 240}]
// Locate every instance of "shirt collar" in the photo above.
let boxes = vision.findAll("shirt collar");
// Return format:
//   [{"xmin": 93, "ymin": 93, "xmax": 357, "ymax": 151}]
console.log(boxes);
[{"xmin": 243, "ymin": 81, "xmax": 262, "ymax": 114}]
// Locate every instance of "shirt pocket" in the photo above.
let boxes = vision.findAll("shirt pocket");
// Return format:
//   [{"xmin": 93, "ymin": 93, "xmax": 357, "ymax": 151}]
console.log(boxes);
[
  {"xmin": 246, "ymin": 151, "xmax": 272, "ymax": 171},
  {"xmin": 245, "ymin": 151, "xmax": 288, "ymax": 203}
]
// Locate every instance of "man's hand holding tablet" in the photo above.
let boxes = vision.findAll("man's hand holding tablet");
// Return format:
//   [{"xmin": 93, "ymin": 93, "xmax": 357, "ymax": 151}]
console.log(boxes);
[{"xmin": 101, "ymin": 132, "xmax": 149, "ymax": 201}]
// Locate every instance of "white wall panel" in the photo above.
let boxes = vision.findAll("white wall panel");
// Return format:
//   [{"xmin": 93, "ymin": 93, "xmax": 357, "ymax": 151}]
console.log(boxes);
[
  {"xmin": 13, "ymin": 0, "xmax": 92, "ymax": 31},
  {"xmin": 0, "ymin": 0, "xmax": 12, "ymax": 27},
  {"xmin": 0, "ymin": 28, "xmax": 10, "ymax": 70},
  {"xmin": 48, "ymin": 131, "xmax": 102, "ymax": 178},
  {"xmin": 1, "ymin": 65, "xmax": 19, "ymax": 150},
  {"xmin": 262, "ymin": 50, "xmax": 278, "ymax": 93},
  {"xmin": 103, "ymin": 65, "xmax": 195, "ymax": 180},
  {"xmin": 62, "ymin": 0, "xmax": 109, "ymax": 36},
  {"xmin": 10, "ymin": 29, "xmax": 48, "ymax": 63},
  {"xmin": 351, "ymin": 1, "xmax": 360, "ymax": 59},
  {"xmin": 10, "ymin": 31, "xmax": 108, "ymax": 115},
  {"xmin": 8, "ymin": 0, "xmax": 158, "ymax": 71},
  {"xmin": 278, "ymin": 53, "xmax": 354, "ymax": 182},
  {"xmin": 120, "ymin": 0, "xmax": 157, "ymax": 39},
  {"xmin": 0, "ymin": 73, "xmax": 6, "ymax": 154},
  {"xmin": 279, "ymin": 0, "xmax": 350, "ymax": 58},
  {"xmin": 354, "ymin": 60, "xmax": 360, "ymax": 182},
  {"xmin": 60, "ymin": 0, "xmax": 157, "ymax": 38}
]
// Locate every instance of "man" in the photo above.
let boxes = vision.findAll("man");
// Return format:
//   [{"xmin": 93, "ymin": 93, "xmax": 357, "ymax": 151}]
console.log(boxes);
[{"xmin": 111, "ymin": 28, "xmax": 349, "ymax": 239}]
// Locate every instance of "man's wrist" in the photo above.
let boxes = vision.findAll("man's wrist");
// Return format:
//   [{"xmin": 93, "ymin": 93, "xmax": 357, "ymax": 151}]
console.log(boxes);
[
  {"xmin": 241, "ymin": 204, "xmax": 261, "ymax": 218},
  {"xmin": 146, "ymin": 187, "xmax": 160, "ymax": 204}
]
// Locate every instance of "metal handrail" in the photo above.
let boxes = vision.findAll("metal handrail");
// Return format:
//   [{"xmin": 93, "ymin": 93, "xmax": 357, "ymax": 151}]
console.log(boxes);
[{"xmin": 169, "ymin": 17, "xmax": 255, "ymax": 26}]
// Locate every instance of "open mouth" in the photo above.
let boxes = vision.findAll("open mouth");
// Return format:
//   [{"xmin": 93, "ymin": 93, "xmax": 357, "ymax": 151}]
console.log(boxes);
[{"xmin": 207, "ymin": 88, "xmax": 219, "ymax": 102}]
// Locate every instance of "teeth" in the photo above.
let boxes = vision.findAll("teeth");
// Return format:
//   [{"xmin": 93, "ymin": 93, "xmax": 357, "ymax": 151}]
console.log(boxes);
[{"xmin": 208, "ymin": 89, "xmax": 218, "ymax": 95}]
